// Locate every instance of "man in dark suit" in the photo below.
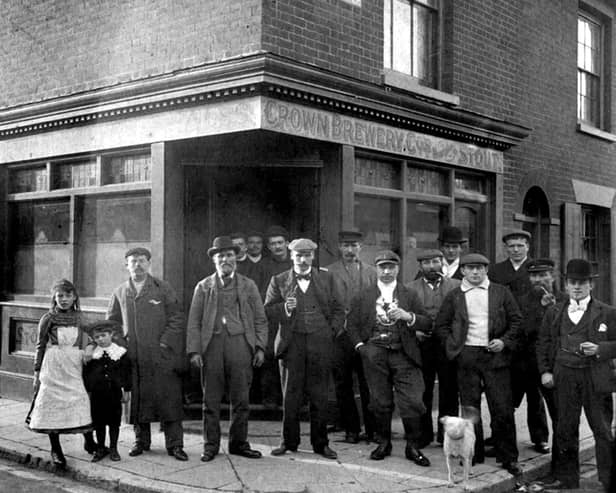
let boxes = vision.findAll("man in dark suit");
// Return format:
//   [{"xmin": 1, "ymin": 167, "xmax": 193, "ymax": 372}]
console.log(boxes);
[
  {"xmin": 438, "ymin": 226, "xmax": 467, "ymax": 280},
  {"xmin": 435, "ymin": 253, "xmax": 522, "ymax": 475},
  {"xmin": 347, "ymin": 250, "xmax": 432, "ymax": 466},
  {"xmin": 537, "ymin": 259, "xmax": 616, "ymax": 492},
  {"xmin": 186, "ymin": 236, "xmax": 268, "ymax": 462},
  {"xmin": 265, "ymin": 238, "xmax": 345, "ymax": 459},
  {"xmin": 326, "ymin": 230, "xmax": 377, "ymax": 444}
]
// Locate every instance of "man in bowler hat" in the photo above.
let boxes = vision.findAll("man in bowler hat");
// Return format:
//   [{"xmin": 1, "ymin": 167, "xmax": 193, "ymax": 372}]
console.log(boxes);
[
  {"xmin": 327, "ymin": 230, "xmax": 377, "ymax": 443},
  {"xmin": 186, "ymin": 236, "xmax": 268, "ymax": 462},
  {"xmin": 438, "ymin": 226, "xmax": 467, "ymax": 280},
  {"xmin": 537, "ymin": 259, "xmax": 616, "ymax": 491},
  {"xmin": 265, "ymin": 238, "xmax": 345, "ymax": 459}
]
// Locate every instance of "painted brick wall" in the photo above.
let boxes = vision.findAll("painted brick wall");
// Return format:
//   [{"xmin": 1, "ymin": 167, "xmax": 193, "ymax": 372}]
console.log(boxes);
[{"xmin": 0, "ymin": 0, "xmax": 262, "ymax": 109}]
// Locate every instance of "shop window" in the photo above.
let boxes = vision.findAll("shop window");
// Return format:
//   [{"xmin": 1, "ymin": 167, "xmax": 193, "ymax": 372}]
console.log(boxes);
[
  {"xmin": 406, "ymin": 201, "xmax": 449, "ymax": 278},
  {"xmin": 354, "ymin": 195, "xmax": 400, "ymax": 264},
  {"xmin": 407, "ymin": 165, "xmax": 448, "ymax": 195},
  {"xmin": 355, "ymin": 156, "xmax": 401, "ymax": 189},
  {"xmin": 104, "ymin": 153, "xmax": 151, "ymax": 184},
  {"xmin": 9, "ymin": 165, "xmax": 48, "ymax": 193},
  {"xmin": 383, "ymin": 0, "xmax": 439, "ymax": 88},
  {"xmin": 53, "ymin": 159, "xmax": 97, "ymax": 189}
]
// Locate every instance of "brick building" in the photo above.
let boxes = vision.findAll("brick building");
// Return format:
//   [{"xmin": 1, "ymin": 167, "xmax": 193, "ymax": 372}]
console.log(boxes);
[{"xmin": 0, "ymin": 0, "xmax": 614, "ymax": 399}]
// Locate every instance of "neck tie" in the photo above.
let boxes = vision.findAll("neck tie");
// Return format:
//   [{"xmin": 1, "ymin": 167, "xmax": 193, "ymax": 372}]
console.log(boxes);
[{"xmin": 296, "ymin": 273, "xmax": 311, "ymax": 281}]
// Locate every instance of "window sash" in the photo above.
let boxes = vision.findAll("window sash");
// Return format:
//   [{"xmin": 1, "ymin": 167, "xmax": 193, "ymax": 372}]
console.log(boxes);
[{"xmin": 577, "ymin": 13, "xmax": 603, "ymax": 127}]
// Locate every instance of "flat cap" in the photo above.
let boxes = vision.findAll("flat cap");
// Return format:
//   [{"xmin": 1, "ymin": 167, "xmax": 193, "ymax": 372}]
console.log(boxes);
[
  {"xmin": 125, "ymin": 247, "xmax": 151, "ymax": 260},
  {"xmin": 527, "ymin": 258, "xmax": 555, "ymax": 273},
  {"xmin": 374, "ymin": 250, "xmax": 400, "ymax": 266},
  {"xmin": 502, "ymin": 229, "xmax": 532, "ymax": 243},
  {"xmin": 246, "ymin": 230, "xmax": 264, "ymax": 239},
  {"xmin": 416, "ymin": 248, "xmax": 444, "ymax": 261},
  {"xmin": 460, "ymin": 253, "xmax": 490, "ymax": 266},
  {"xmin": 338, "ymin": 230, "xmax": 364, "ymax": 242},
  {"xmin": 86, "ymin": 319, "xmax": 122, "ymax": 335},
  {"xmin": 265, "ymin": 225, "xmax": 290, "ymax": 240},
  {"xmin": 288, "ymin": 238, "xmax": 317, "ymax": 251}
]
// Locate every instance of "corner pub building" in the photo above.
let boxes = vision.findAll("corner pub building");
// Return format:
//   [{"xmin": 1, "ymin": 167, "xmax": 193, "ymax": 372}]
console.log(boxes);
[{"xmin": 2, "ymin": 0, "xmax": 616, "ymax": 401}]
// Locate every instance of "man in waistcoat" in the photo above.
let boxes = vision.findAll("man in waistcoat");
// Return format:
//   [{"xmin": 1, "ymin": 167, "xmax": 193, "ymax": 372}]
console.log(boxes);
[
  {"xmin": 348, "ymin": 250, "xmax": 432, "ymax": 466},
  {"xmin": 537, "ymin": 259, "xmax": 616, "ymax": 491},
  {"xmin": 435, "ymin": 253, "xmax": 522, "ymax": 475},
  {"xmin": 439, "ymin": 226, "xmax": 467, "ymax": 280},
  {"xmin": 186, "ymin": 236, "xmax": 268, "ymax": 462},
  {"xmin": 407, "ymin": 249, "xmax": 460, "ymax": 447},
  {"xmin": 327, "ymin": 230, "xmax": 378, "ymax": 443},
  {"xmin": 265, "ymin": 238, "xmax": 345, "ymax": 459}
]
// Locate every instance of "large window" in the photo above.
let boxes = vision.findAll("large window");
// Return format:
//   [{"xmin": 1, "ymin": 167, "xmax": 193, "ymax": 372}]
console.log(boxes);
[
  {"xmin": 383, "ymin": 0, "xmax": 439, "ymax": 88},
  {"xmin": 8, "ymin": 150, "xmax": 151, "ymax": 297},
  {"xmin": 577, "ymin": 11, "xmax": 605, "ymax": 128},
  {"xmin": 353, "ymin": 154, "xmax": 491, "ymax": 281}
]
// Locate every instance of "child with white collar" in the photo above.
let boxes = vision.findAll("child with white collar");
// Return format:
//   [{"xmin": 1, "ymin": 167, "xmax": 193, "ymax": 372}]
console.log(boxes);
[{"xmin": 84, "ymin": 321, "xmax": 131, "ymax": 462}]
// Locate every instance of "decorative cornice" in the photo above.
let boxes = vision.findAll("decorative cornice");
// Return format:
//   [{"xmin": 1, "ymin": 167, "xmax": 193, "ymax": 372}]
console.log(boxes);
[{"xmin": 0, "ymin": 53, "xmax": 530, "ymax": 150}]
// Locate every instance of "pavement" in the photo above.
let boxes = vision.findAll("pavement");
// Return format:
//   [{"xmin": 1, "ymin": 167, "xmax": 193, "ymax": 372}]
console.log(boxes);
[{"xmin": 0, "ymin": 396, "xmax": 597, "ymax": 493}]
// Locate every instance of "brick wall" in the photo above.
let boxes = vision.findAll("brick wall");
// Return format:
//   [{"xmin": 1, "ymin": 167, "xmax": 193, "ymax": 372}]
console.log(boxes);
[{"xmin": 0, "ymin": 0, "xmax": 262, "ymax": 109}]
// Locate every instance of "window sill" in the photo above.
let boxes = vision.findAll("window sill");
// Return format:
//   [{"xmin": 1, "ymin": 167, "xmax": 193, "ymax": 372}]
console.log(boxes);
[
  {"xmin": 576, "ymin": 122, "xmax": 616, "ymax": 142},
  {"xmin": 381, "ymin": 69, "xmax": 460, "ymax": 106}
]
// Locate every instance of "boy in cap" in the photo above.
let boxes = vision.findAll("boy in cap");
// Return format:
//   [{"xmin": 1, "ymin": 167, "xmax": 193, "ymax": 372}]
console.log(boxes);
[
  {"xmin": 435, "ymin": 253, "xmax": 522, "ymax": 475},
  {"xmin": 537, "ymin": 259, "xmax": 616, "ymax": 491},
  {"xmin": 84, "ymin": 320, "xmax": 131, "ymax": 462},
  {"xmin": 265, "ymin": 238, "xmax": 345, "ymax": 459}
]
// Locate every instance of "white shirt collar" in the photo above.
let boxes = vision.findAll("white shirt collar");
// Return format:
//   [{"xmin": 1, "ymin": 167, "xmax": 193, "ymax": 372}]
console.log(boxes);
[
  {"xmin": 509, "ymin": 257, "xmax": 528, "ymax": 271},
  {"xmin": 377, "ymin": 280, "xmax": 397, "ymax": 302},
  {"xmin": 443, "ymin": 257, "xmax": 460, "ymax": 277},
  {"xmin": 569, "ymin": 295, "xmax": 591, "ymax": 310},
  {"xmin": 461, "ymin": 278, "xmax": 490, "ymax": 292},
  {"xmin": 92, "ymin": 342, "xmax": 126, "ymax": 361},
  {"xmin": 248, "ymin": 254, "xmax": 262, "ymax": 263}
]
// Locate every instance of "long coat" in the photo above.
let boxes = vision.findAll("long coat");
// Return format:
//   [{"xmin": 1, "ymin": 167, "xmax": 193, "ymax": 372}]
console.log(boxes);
[
  {"xmin": 488, "ymin": 258, "xmax": 532, "ymax": 303},
  {"xmin": 107, "ymin": 274, "xmax": 186, "ymax": 423},
  {"xmin": 536, "ymin": 297, "xmax": 616, "ymax": 392},
  {"xmin": 186, "ymin": 273, "xmax": 268, "ymax": 356},
  {"xmin": 326, "ymin": 260, "xmax": 378, "ymax": 316},
  {"xmin": 435, "ymin": 283, "xmax": 522, "ymax": 368},
  {"xmin": 347, "ymin": 283, "xmax": 431, "ymax": 367},
  {"xmin": 264, "ymin": 267, "xmax": 345, "ymax": 359}
]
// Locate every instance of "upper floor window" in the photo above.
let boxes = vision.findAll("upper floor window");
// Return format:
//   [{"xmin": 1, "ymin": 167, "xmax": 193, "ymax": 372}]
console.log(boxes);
[
  {"xmin": 577, "ymin": 12, "xmax": 604, "ymax": 128},
  {"xmin": 383, "ymin": 0, "xmax": 439, "ymax": 88}
]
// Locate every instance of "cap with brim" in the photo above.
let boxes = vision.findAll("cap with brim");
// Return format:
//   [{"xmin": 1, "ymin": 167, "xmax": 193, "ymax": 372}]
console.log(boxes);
[
  {"xmin": 246, "ymin": 230, "xmax": 264, "ymax": 239},
  {"xmin": 564, "ymin": 258, "xmax": 598, "ymax": 279},
  {"xmin": 288, "ymin": 238, "xmax": 317, "ymax": 251},
  {"xmin": 125, "ymin": 247, "xmax": 151, "ymax": 260},
  {"xmin": 338, "ymin": 230, "xmax": 364, "ymax": 242},
  {"xmin": 460, "ymin": 253, "xmax": 490, "ymax": 266},
  {"xmin": 502, "ymin": 229, "xmax": 532, "ymax": 243},
  {"xmin": 207, "ymin": 236, "xmax": 241, "ymax": 258},
  {"xmin": 374, "ymin": 250, "xmax": 400, "ymax": 266},
  {"xmin": 265, "ymin": 225, "xmax": 290, "ymax": 240},
  {"xmin": 527, "ymin": 258, "xmax": 555, "ymax": 273},
  {"xmin": 416, "ymin": 248, "xmax": 444, "ymax": 261},
  {"xmin": 86, "ymin": 320, "xmax": 121, "ymax": 336},
  {"xmin": 438, "ymin": 226, "xmax": 467, "ymax": 244}
]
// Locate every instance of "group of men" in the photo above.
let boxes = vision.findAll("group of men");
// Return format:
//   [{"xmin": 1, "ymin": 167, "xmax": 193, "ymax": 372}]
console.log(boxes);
[{"xmin": 105, "ymin": 224, "xmax": 616, "ymax": 493}]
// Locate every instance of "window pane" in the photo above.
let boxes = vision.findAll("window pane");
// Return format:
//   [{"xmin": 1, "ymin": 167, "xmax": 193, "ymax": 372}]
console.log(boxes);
[
  {"xmin": 405, "ymin": 201, "xmax": 449, "ymax": 280},
  {"xmin": 9, "ymin": 166, "xmax": 48, "ymax": 193},
  {"xmin": 392, "ymin": 0, "xmax": 412, "ymax": 74},
  {"xmin": 54, "ymin": 160, "xmax": 97, "ymax": 189},
  {"xmin": 455, "ymin": 172, "xmax": 486, "ymax": 194},
  {"xmin": 384, "ymin": 0, "xmax": 392, "ymax": 69},
  {"xmin": 577, "ymin": 16, "xmax": 600, "ymax": 75},
  {"xmin": 578, "ymin": 70, "xmax": 600, "ymax": 125},
  {"xmin": 354, "ymin": 195, "xmax": 400, "ymax": 265},
  {"xmin": 76, "ymin": 194, "xmax": 151, "ymax": 297},
  {"xmin": 355, "ymin": 157, "xmax": 401, "ymax": 189},
  {"xmin": 407, "ymin": 165, "xmax": 447, "ymax": 194},
  {"xmin": 105, "ymin": 154, "xmax": 151, "ymax": 184},
  {"xmin": 412, "ymin": 3, "xmax": 437, "ymax": 84}
]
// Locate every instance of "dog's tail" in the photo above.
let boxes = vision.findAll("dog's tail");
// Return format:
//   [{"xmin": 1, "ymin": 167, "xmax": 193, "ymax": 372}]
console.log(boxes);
[{"xmin": 460, "ymin": 406, "xmax": 480, "ymax": 425}]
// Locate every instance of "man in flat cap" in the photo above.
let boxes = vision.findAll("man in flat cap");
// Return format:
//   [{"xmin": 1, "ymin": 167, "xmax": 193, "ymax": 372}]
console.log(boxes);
[
  {"xmin": 107, "ymin": 247, "xmax": 188, "ymax": 461},
  {"xmin": 436, "ymin": 253, "xmax": 522, "ymax": 475},
  {"xmin": 489, "ymin": 229, "xmax": 533, "ymax": 303},
  {"xmin": 537, "ymin": 259, "xmax": 616, "ymax": 492},
  {"xmin": 265, "ymin": 238, "xmax": 345, "ymax": 459},
  {"xmin": 326, "ymin": 230, "xmax": 377, "ymax": 444},
  {"xmin": 186, "ymin": 236, "xmax": 268, "ymax": 462},
  {"xmin": 347, "ymin": 250, "xmax": 432, "ymax": 466},
  {"xmin": 407, "ymin": 249, "xmax": 460, "ymax": 447},
  {"xmin": 438, "ymin": 226, "xmax": 467, "ymax": 280}
]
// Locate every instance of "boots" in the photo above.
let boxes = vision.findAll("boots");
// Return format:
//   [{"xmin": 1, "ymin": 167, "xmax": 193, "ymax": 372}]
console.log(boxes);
[
  {"xmin": 370, "ymin": 413, "xmax": 392, "ymax": 460},
  {"xmin": 402, "ymin": 418, "xmax": 430, "ymax": 467},
  {"xmin": 83, "ymin": 431, "xmax": 97, "ymax": 455},
  {"xmin": 49, "ymin": 433, "xmax": 66, "ymax": 469}
]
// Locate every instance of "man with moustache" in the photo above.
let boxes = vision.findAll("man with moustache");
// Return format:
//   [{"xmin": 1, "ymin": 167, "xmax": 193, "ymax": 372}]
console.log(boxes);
[
  {"xmin": 348, "ymin": 250, "xmax": 432, "ymax": 466},
  {"xmin": 435, "ymin": 253, "xmax": 522, "ymax": 475},
  {"xmin": 326, "ymin": 230, "xmax": 377, "ymax": 443},
  {"xmin": 537, "ymin": 259, "xmax": 616, "ymax": 492},
  {"xmin": 438, "ymin": 226, "xmax": 467, "ymax": 280},
  {"xmin": 407, "ymin": 249, "xmax": 460, "ymax": 447},
  {"xmin": 186, "ymin": 236, "xmax": 268, "ymax": 462},
  {"xmin": 265, "ymin": 238, "xmax": 345, "ymax": 459},
  {"xmin": 107, "ymin": 247, "xmax": 188, "ymax": 461}
]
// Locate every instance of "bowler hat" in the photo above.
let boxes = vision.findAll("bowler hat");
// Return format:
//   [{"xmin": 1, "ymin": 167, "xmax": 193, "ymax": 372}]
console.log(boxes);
[
  {"xmin": 502, "ymin": 229, "xmax": 531, "ymax": 243},
  {"xmin": 338, "ymin": 230, "xmax": 364, "ymax": 242},
  {"xmin": 288, "ymin": 238, "xmax": 317, "ymax": 251},
  {"xmin": 125, "ymin": 247, "xmax": 151, "ymax": 260},
  {"xmin": 265, "ymin": 225, "xmax": 290, "ymax": 240},
  {"xmin": 527, "ymin": 258, "xmax": 555, "ymax": 273},
  {"xmin": 416, "ymin": 248, "xmax": 444, "ymax": 261},
  {"xmin": 374, "ymin": 250, "xmax": 400, "ymax": 266},
  {"xmin": 460, "ymin": 253, "xmax": 490, "ymax": 266},
  {"xmin": 207, "ymin": 236, "xmax": 241, "ymax": 258},
  {"xmin": 438, "ymin": 226, "xmax": 467, "ymax": 244},
  {"xmin": 564, "ymin": 258, "xmax": 598, "ymax": 280}
]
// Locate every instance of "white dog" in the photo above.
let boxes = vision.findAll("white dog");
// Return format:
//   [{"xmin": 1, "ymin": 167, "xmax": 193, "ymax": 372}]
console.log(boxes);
[{"xmin": 440, "ymin": 415, "xmax": 476, "ymax": 490}]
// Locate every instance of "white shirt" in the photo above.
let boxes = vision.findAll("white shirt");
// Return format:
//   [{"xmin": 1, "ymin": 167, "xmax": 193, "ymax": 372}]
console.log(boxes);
[
  {"xmin": 509, "ymin": 257, "xmax": 528, "ymax": 272},
  {"xmin": 442, "ymin": 258, "xmax": 460, "ymax": 279},
  {"xmin": 294, "ymin": 269, "xmax": 311, "ymax": 293},
  {"xmin": 461, "ymin": 278, "xmax": 490, "ymax": 347},
  {"xmin": 377, "ymin": 280, "xmax": 397, "ymax": 303},
  {"xmin": 568, "ymin": 295, "xmax": 591, "ymax": 324},
  {"xmin": 132, "ymin": 278, "xmax": 146, "ymax": 295}
]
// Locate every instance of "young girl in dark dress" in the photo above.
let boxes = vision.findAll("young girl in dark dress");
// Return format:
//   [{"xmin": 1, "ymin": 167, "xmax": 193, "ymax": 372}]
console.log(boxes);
[{"xmin": 84, "ymin": 320, "xmax": 131, "ymax": 461}]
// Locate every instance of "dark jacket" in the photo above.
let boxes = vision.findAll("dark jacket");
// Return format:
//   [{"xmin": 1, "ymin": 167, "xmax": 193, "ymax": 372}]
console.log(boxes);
[
  {"xmin": 347, "ymin": 283, "xmax": 431, "ymax": 367},
  {"xmin": 326, "ymin": 260, "xmax": 378, "ymax": 316},
  {"xmin": 264, "ymin": 267, "xmax": 345, "ymax": 359},
  {"xmin": 435, "ymin": 282, "xmax": 522, "ymax": 367},
  {"xmin": 186, "ymin": 272, "xmax": 268, "ymax": 356},
  {"xmin": 488, "ymin": 258, "xmax": 532, "ymax": 303},
  {"xmin": 518, "ymin": 287, "xmax": 567, "ymax": 353},
  {"xmin": 536, "ymin": 297, "xmax": 616, "ymax": 392}
]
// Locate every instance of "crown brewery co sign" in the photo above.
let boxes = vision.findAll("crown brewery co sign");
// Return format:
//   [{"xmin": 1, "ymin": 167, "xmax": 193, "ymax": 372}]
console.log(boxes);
[{"xmin": 262, "ymin": 98, "xmax": 503, "ymax": 174}]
